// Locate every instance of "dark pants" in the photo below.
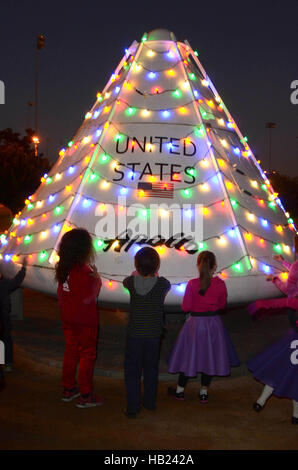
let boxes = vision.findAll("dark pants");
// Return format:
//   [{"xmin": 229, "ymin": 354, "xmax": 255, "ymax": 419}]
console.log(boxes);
[
  {"xmin": 0, "ymin": 315, "xmax": 13, "ymax": 365},
  {"xmin": 178, "ymin": 372, "xmax": 213, "ymax": 388},
  {"xmin": 125, "ymin": 335, "xmax": 161, "ymax": 413}
]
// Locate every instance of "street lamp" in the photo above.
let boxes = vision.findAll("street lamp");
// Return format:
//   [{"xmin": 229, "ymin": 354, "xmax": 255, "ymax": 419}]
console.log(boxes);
[{"xmin": 32, "ymin": 136, "xmax": 40, "ymax": 157}]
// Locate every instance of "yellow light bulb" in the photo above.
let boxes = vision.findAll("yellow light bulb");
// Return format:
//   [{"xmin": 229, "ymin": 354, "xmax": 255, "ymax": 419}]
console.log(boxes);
[
  {"xmin": 217, "ymin": 159, "xmax": 226, "ymax": 168},
  {"xmin": 101, "ymin": 181, "xmax": 110, "ymax": 189},
  {"xmin": 141, "ymin": 109, "xmax": 150, "ymax": 117},
  {"xmin": 217, "ymin": 236, "xmax": 227, "ymax": 246},
  {"xmin": 200, "ymin": 159, "xmax": 209, "ymax": 168},
  {"xmin": 160, "ymin": 209, "xmax": 168, "ymax": 217},
  {"xmin": 200, "ymin": 183, "xmax": 209, "ymax": 192}
]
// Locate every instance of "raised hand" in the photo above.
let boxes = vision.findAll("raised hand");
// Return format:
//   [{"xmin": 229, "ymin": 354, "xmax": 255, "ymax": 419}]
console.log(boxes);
[{"xmin": 273, "ymin": 255, "xmax": 284, "ymax": 263}]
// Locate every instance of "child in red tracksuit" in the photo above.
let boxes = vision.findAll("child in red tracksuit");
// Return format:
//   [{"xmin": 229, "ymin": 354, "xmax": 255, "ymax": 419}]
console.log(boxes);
[{"xmin": 56, "ymin": 228, "xmax": 103, "ymax": 408}]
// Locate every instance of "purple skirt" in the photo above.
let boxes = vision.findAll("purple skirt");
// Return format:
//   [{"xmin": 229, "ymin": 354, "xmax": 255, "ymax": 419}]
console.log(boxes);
[
  {"xmin": 247, "ymin": 329, "xmax": 298, "ymax": 401},
  {"xmin": 167, "ymin": 315, "xmax": 240, "ymax": 377}
]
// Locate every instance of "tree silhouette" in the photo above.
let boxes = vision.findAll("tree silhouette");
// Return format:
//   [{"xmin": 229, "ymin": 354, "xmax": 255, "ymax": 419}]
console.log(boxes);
[
  {"xmin": 268, "ymin": 171, "xmax": 298, "ymax": 223},
  {"xmin": 0, "ymin": 128, "xmax": 51, "ymax": 215}
]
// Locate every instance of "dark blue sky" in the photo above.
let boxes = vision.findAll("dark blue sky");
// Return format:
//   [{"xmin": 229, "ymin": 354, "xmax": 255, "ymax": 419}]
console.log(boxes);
[{"xmin": 1, "ymin": 0, "xmax": 298, "ymax": 175}]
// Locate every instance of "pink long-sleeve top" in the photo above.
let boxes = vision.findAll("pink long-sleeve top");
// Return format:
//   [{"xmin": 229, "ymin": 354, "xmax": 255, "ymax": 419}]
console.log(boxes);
[
  {"xmin": 273, "ymin": 260, "xmax": 298, "ymax": 298},
  {"xmin": 182, "ymin": 276, "xmax": 227, "ymax": 313}
]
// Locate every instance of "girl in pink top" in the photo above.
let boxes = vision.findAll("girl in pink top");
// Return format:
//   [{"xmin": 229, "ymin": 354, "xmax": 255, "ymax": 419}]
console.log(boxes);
[
  {"xmin": 247, "ymin": 240, "xmax": 298, "ymax": 425},
  {"xmin": 248, "ymin": 254, "xmax": 298, "ymax": 316},
  {"xmin": 167, "ymin": 251, "xmax": 239, "ymax": 403}
]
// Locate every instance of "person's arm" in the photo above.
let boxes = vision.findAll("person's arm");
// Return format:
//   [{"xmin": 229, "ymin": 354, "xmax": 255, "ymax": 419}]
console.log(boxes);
[
  {"xmin": 161, "ymin": 279, "xmax": 171, "ymax": 300},
  {"xmin": 274, "ymin": 254, "xmax": 291, "ymax": 272},
  {"xmin": 181, "ymin": 281, "xmax": 193, "ymax": 312},
  {"xmin": 6, "ymin": 258, "xmax": 27, "ymax": 293},
  {"xmin": 123, "ymin": 276, "xmax": 131, "ymax": 290},
  {"xmin": 272, "ymin": 261, "xmax": 298, "ymax": 297},
  {"xmin": 282, "ymin": 260, "xmax": 292, "ymax": 271},
  {"xmin": 217, "ymin": 281, "xmax": 228, "ymax": 313}
]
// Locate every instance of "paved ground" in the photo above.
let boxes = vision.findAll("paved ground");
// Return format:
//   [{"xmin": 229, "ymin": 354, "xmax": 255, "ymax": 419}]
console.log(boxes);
[{"xmin": 0, "ymin": 288, "xmax": 297, "ymax": 450}]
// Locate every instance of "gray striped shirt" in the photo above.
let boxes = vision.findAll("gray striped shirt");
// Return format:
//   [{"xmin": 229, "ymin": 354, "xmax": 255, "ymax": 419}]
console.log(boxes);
[{"xmin": 123, "ymin": 276, "xmax": 171, "ymax": 338}]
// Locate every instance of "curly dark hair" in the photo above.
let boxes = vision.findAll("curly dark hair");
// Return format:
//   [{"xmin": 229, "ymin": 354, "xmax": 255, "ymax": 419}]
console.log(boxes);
[{"xmin": 55, "ymin": 228, "xmax": 95, "ymax": 284}]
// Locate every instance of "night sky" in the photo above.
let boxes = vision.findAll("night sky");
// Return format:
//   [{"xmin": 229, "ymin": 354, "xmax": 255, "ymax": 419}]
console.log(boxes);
[{"xmin": 1, "ymin": 0, "xmax": 298, "ymax": 176}]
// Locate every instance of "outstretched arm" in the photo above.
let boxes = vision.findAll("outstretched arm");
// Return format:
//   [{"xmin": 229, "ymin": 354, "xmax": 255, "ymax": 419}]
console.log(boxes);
[
  {"xmin": 5, "ymin": 257, "xmax": 27, "ymax": 293},
  {"xmin": 273, "ymin": 261, "xmax": 298, "ymax": 297}
]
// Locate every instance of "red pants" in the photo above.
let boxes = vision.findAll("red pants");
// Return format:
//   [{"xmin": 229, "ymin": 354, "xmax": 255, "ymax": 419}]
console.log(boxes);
[{"xmin": 62, "ymin": 325, "xmax": 98, "ymax": 395}]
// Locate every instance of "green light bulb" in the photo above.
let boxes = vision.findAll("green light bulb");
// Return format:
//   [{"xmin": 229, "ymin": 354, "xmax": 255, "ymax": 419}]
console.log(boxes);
[
  {"xmin": 55, "ymin": 206, "xmax": 63, "ymax": 215},
  {"xmin": 172, "ymin": 89, "xmax": 182, "ymax": 98}
]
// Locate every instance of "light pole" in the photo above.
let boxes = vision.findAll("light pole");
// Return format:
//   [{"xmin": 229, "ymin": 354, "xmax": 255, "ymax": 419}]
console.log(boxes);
[
  {"xmin": 32, "ymin": 136, "xmax": 40, "ymax": 157},
  {"xmin": 35, "ymin": 34, "xmax": 45, "ymax": 135}
]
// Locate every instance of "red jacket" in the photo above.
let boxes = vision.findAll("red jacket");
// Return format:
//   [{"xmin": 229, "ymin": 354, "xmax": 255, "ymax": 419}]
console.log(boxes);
[{"xmin": 57, "ymin": 264, "xmax": 102, "ymax": 327}]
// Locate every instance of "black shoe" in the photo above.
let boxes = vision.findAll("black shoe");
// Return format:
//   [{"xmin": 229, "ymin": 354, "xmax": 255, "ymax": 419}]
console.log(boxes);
[
  {"xmin": 253, "ymin": 402, "xmax": 263, "ymax": 412},
  {"xmin": 199, "ymin": 391, "xmax": 208, "ymax": 404},
  {"xmin": 168, "ymin": 386, "xmax": 184, "ymax": 401},
  {"xmin": 292, "ymin": 416, "xmax": 298, "ymax": 425}
]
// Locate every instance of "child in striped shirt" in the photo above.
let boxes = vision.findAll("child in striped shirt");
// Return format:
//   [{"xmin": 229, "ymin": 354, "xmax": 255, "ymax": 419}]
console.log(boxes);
[{"xmin": 123, "ymin": 247, "xmax": 170, "ymax": 418}]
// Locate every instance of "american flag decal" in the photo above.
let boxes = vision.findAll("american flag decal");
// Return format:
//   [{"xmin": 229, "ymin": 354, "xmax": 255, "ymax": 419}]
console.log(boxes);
[{"xmin": 137, "ymin": 182, "xmax": 174, "ymax": 198}]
